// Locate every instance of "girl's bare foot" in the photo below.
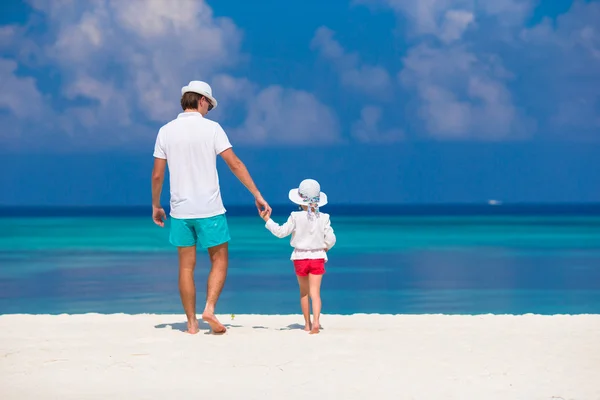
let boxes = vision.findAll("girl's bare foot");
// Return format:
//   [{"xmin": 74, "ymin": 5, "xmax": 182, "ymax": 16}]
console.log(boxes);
[{"xmin": 309, "ymin": 321, "xmax": 320, "ymax": 334}]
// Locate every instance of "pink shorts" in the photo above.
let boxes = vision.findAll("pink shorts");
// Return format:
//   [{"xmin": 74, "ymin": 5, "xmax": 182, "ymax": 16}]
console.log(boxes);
[{"xmin": 293, "ymin": 259, "xmax": 325, "ymax": 276}]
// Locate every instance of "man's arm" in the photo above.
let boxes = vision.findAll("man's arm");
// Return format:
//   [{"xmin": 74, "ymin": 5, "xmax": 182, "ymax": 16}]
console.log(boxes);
[
  {"xmin": 151, "ymin": 157, "xmax": 167, "ymax": 227},
  {"xmin": 151, "ymin": 158, "xmax": 167, "ymax": 207},
  {"xmin": 219, "ymin": 148, "xmax": 271, "ymax": 213},
  {"xmin": 219, "ymin": 148, "xmax": 260, "ymax": 197}
]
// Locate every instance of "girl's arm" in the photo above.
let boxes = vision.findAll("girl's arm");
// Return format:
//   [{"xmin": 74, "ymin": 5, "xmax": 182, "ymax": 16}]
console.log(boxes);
[
  {"xmin": 324, "ymin": 215, "xmax": 336, "ymax": 250},
  {"xmin": 265, "ymin": 215, "xmax": 295, "ymax": 238}
]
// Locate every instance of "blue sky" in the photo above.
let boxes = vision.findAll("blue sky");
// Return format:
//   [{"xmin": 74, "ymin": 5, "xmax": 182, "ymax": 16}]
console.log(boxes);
[{"xmin": 1, "ymin": 0, "xmax": 599, "ymax": 206}]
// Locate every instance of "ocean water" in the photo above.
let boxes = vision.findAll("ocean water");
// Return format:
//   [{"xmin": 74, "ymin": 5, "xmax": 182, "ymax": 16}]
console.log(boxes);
[{"xmin": 1, "ymin": 205, "xmax": 600, "ymax": 315}]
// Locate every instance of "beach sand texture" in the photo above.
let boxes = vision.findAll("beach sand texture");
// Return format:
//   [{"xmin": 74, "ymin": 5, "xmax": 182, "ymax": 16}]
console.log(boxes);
[{"xmin": 1, "ymin": 313, "xmax": 599, "ymax": 399}]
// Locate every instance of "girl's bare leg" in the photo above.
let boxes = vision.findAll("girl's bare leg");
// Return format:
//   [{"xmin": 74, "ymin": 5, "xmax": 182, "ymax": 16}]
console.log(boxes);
[
  {"xmin": 296, "ymin": 275, "xmax": 311, "ymax": 331},
  {"xmin": 308, "ymin": 273, "xmax": 323, "ymax": 334}
]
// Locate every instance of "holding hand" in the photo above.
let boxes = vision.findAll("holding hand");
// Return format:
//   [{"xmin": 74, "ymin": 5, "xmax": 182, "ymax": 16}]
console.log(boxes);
[
  {"xmin": 259, "ymin": 208, "xmax": 271, "ymax": 222},
  {"xmin": 255, "ymin": 195, "xmax": 271, "ymax": 215}
]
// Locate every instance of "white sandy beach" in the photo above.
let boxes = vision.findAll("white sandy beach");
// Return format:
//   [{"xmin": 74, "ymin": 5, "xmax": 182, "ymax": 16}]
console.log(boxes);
[{"xmin": 1, "ymin": 313, "xmax": 599, "ymax": 400}]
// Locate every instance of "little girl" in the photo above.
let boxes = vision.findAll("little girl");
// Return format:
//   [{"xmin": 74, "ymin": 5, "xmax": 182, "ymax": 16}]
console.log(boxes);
[{"xmin": 260, "ymin": 178, "xmax": 336, "ymax": 334}]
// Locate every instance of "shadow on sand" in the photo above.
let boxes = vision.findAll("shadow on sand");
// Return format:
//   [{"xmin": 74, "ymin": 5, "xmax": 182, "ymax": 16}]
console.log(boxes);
[
  {"xmin": 154, "ymin": 321, "xmax": 323, "ymax": 333},
  {"xmin": 278, "ymin": 323, "xmax": 325, "ymax": 331},
  {"xmin": 279, "ymin": 323, "xmax": 307, "ymax": 331},
  {"xmin": 154, "ymin": 320, "xmax": 243, "ymax": 334}
]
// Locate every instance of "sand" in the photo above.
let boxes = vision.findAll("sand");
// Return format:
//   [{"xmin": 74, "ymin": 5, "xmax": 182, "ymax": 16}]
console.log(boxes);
[{"xmin": 1, "ymin": 313, "xmax": 599, "ymax": 400}]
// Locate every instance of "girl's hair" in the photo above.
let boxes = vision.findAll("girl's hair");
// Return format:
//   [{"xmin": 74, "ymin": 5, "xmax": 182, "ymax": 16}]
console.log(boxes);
[{"xmin": 299, "ymin": 205, "xmax": 318, "ymax": 214}]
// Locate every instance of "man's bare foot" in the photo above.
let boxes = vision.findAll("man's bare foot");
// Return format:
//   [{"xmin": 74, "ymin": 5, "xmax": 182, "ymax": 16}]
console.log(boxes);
[
  {"xmin": 304, "ymin": 323, "xmax": 311, "ymax": 332},
  {"xmin": 202, "ymin": 312, "xmax": 227, "ymax": 334},
  {"xmin": 186, "ymin": 320, "xmax": 199, "ymax": 334}
]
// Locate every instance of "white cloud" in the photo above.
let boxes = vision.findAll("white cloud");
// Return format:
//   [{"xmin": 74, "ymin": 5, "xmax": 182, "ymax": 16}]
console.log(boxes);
[
  {"xmin": 0, "ymin": 0, "xmax": 343, "ymax": 150},
  {"xmin": 228, "ymin": 85, "xmax": 341, "ymax": 145},
  {"xmin": 521, "ymin": 1, "xmax": 600, "ymax": 58},
  {"xmin": 399, "ymin": 44, "xmax": 532, "ymax": 139},
  {"xmin": 0, "ymin": 25, "xmax": 18, "ymax": 49},
  {"xmin": 0, "ymin": 59, "xmax": 44, "ymax": 118},
  {"xmin": 311, "ymin": 26, "xmax": 392, "ymax": 97},
  {"xmin": 208, "ymin": 75, "xmax": 341, "ymax": 145},
  {"xmin": 35, "ymin": 0, "xmax": 243, "ymax": 124},
  {"xmin": 439, "ymin": 9, "xmax": 475, "ymax": 43},
  {"xmin": 211, "ymin": 74, "xmax": 258, "ymax": 104},
  {"xmin": 328, "ymin": 0, "xmax": 599, "ymax": 141},
  {"xmin": 0, "ymin": 58, "xmax": 50, "ymax": 148},
  {"xmin": 519, "ymin": 0, "xmax": 600, "ymax": 136},
  {"xmin": 63, "ymin": 75, "xmax": 132, "ymax": 129},
  {"xmin": 344, "ymin": 0, "xmax": 541, "ymax": 140},
  {"xmin": 352, "ymin": 106, "xmax": 404, "ymax": 143},
  {"xmin": 480, "ymin": 0, "xmax": 533, "ymax": 27},
  {"xmin": 113, "ymin": 0, "xmax": 210, "ymax": 38},
  {"xmin": 354, "ymin": 0, "xmax": 533, "ymax": 39},
  {"xmin": 3, "ymin": 0, "xmax": 244, "ymax": 150}
]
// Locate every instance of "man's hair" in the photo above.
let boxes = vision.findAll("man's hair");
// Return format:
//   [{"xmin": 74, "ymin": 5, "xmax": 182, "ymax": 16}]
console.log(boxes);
[{"xmin": 180, "ymin": 92, "xmax": 203, "ymax": 111}]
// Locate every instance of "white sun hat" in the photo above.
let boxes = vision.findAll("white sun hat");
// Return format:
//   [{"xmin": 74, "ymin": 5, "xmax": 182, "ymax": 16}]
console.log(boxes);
[
  {"xmin": 288, "ymin": 179, "xmax": 328, "ymax": 207},
  {"xmin": 181, "ymin": 80, "xmax": 218, "ymax": 109}
]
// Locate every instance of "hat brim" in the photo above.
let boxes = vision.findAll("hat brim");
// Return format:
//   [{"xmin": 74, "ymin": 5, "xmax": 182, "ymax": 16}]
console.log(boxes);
[
  {"xmin": 181, "ymin": 86, "xmax": 218, "ymax": 109},
  {"xmin": 288, "ymin": 189, "xmax": 328, "ymax": 207}
]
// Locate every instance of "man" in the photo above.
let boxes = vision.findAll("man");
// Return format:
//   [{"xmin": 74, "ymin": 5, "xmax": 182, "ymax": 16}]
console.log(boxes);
[{"xmin": 151, "ymin": 80, "xmax": 271, "ymax": 334}]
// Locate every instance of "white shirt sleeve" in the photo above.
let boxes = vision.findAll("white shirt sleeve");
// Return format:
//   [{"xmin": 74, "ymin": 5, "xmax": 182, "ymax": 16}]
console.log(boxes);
[
  {"xmin": 265, "ymin": 215, "xmax": 295, "ymax": 238},
  {"xmin": 153, "ymin": 129, "xmax": 167, "ymax": 159},
  {"xmin": 324, "ymin": 215, "xmax": 336, "ymax": 250},
  {"xmin": 214, "ymin": 123, "xmax": 233, "ymax": 155}
]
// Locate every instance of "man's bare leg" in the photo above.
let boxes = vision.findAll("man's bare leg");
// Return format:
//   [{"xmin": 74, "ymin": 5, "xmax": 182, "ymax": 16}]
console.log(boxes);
[
  {"xmin": 296, "ymin": 275, "xmax": 311, "ymax": 331},
  {"xmin": 201, "ymin": 242, "xmax": 228, "ymax": 334},
  {"xmin": 178, "ymin": 246, "xmax": 199, "ymax": 334},
  {"xmin": 308, "ymin": 273, "xmax": 323, "ymax": 334}
]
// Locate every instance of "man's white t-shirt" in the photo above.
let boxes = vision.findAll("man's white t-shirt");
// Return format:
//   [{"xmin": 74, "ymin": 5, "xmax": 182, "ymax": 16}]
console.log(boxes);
[{"xmin": 153, "ymin": 112, "xmax": 232, "ymax": 219}]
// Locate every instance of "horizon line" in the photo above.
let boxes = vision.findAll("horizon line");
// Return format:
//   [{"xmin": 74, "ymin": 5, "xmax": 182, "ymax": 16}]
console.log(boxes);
[
  {"xmin": 2, "ymin": 202, "xmax": 600, "ymax": 208},
  {"xmin": 2, "ymin": 202, "xmax": 600, "ymax": 218}
]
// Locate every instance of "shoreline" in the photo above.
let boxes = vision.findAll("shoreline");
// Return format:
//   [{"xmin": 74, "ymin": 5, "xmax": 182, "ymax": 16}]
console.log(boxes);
[
  {"xmin": 2, "ymin": 312, "xmax": 600, "ymax": 316},
  {"xmin": 2, "ymin": 313, "xmax": 599, "ymax": 399}
]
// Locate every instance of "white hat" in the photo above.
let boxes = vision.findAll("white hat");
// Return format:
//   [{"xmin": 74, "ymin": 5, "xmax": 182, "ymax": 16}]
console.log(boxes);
[
  {"xmin": 181, "ymin": 80, "xmax": 218, "ymax": 109},
  {"xmin": 288, "ymin": 179, "xmax": 328, "ymax": 207}
]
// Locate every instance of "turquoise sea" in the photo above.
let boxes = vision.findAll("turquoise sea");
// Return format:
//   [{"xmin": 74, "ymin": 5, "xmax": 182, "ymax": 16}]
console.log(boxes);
[{"xmin": 1, "ymin": 205, "xmax": 600, "ymax": 315}]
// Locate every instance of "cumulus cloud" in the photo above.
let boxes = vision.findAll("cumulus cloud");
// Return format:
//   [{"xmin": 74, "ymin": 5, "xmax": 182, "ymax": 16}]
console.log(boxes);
[
  {"xmin": 228, "ymin": 85, "xmax": 341, "ymax": 145},
  {"xmin": 439, "ymin": 9, "xmax": 475, "ymax": 43},
  {"xmin": 399, "ymin": 44, "xmax": 533, "ymax": 139},
  {"xmin": 351, "ymin": 106, "xmax": 404, "ymax": 143},
  {"xmin": 33, "ymin": 0, "xmax": 242, "ymax": 124},
  {"xmin": 0, "ymin": 25, "xmax": 18, "ymax": 48},
  {"xmin": 350, "ymin": 0, "xmax": 600, "ymax": 140},
  {"xmin": 311, "ymin": 26, "xmax": 392, "ymax": 97},
  {"xmin": 0, "ymin": 58, "xmax": 46, "ymax": 147},
  {"xmin": 519, "ymin": 1, "xmax": 600, "ymax": 137},
  {"xmin": 353, "ymin": 0, "xmax": 532, "ymax": 39},
  {"xmin": 0, "ymin": 59, "xmax": 45, "ymax": 118},
  {"xmin": 1, "ymin": 0, "xmax": 339, "ymax": 150},
  {"xmin": 350, "ymin": 0, "xmax": 535, "ymax": 139}
]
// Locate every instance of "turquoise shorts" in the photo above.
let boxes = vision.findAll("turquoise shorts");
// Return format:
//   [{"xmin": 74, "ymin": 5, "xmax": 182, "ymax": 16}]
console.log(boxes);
[{"xmin": 169, "ymin": 214, "xmax": 230, "ymax": 249}]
